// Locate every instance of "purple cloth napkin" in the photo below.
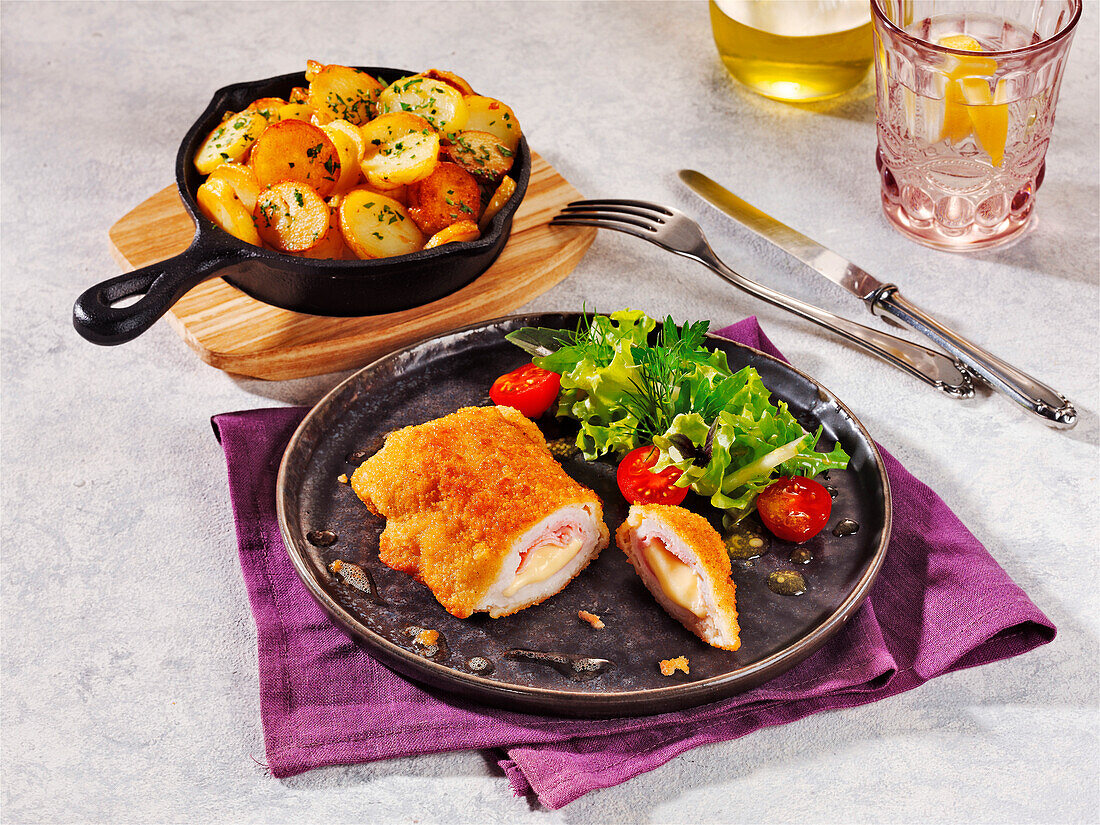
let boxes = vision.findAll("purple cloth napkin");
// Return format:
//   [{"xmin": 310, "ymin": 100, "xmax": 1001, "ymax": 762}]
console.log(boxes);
[{"xmin": 212, "ymin": 317, "xmax": 1055, "ymax": 809}]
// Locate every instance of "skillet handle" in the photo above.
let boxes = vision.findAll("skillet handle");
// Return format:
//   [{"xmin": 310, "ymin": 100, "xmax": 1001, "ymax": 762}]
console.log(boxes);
[{"xmin": 73, "ymin": 241, "xmax": 238, "ymax": 345}]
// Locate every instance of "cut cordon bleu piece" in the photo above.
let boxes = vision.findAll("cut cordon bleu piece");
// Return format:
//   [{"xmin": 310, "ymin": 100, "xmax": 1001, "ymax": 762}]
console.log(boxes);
[
  {"xmin": 350, "ymin": 405, "xmax": 609, "ymax": 618},
  {"xmin": 616, "ymin": 504, "xmax": 741, "ymax": 651}
]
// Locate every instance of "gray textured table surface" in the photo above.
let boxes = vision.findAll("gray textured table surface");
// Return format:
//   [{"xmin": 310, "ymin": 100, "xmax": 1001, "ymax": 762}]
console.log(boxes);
[{"xmin": 2, "ymin": 2, "xmax": 1097, "ymax": 822}]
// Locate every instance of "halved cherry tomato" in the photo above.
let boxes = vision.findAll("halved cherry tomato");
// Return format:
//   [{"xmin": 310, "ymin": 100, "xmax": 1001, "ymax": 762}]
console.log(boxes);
[
  {"xmin": 616, "ymin": 446, "xmax": 689, "ymax": 506},
  {"xmin": 756, "ymin": 476, "xmax": 832, "ymax": 543},
  {"xmin": 489, "ymin": 363, "xmax": 561, "ymax": 418}
]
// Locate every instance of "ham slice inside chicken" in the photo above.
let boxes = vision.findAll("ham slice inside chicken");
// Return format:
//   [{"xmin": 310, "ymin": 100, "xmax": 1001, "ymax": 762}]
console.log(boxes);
[
  {"xmin": 474, "ymin": 503, "xmax": 606, "ymax": 617},
  {"xmin": 503, "ymin": 525, "xmax": 583, "ymax": 597}
]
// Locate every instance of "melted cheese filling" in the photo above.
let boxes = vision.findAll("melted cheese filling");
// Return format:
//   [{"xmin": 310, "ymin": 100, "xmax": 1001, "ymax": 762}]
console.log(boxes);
[
  {"xmin": 502, "ymin": 538, "xmax": 583, "ymax": 597},
  {"xmin": 642, "ymin": 538, "xmax": 707, "ymax": 618}
]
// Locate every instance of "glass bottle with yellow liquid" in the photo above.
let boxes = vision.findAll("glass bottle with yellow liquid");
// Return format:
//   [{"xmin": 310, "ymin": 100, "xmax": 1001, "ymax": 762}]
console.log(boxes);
[{"xmin": 710, "ymin": 0, "xmax": 874, "ymax": 102}]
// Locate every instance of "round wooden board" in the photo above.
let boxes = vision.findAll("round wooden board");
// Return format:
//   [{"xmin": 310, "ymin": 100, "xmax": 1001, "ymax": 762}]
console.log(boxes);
[{"xmin": 107, "ymin": 151, "xmax": 595, "ymax": 380}]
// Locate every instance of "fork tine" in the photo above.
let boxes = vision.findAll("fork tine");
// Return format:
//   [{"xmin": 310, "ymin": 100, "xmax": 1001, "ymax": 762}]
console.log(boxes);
[
  {"xmin": 554, "ymin": 210, "xmax": 659, "ymax": 232},
  {"xmin": 566, "ymin": 198, "xmax": 673, "ymax": 216},
  {"xmin": 559, "ymin": 203, "xmax": 666, "ymax": 224},
  {"xmin": 550, "ymin": 217, "xmax": 656, "ymax": 243}
]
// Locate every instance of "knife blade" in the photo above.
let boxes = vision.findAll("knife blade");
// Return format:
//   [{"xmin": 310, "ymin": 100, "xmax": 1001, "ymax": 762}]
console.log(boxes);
[
  {"xmin": 679, "ymin": 169, "xmax": 1077, "ymax": 429},
  {"xmin": 679, "ymin": 169, "xmax": 887, "ymax": 302}
]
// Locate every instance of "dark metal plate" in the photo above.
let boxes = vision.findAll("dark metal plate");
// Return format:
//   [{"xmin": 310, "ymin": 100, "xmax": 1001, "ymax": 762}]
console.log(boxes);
[{"xmin": 276, "ymin": 313, "xmax": 891, "ymax": 716}]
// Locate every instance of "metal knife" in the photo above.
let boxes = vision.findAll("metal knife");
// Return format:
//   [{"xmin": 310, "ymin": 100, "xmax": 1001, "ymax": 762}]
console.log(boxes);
[{"xmin": 680, "ymin": 169, "xmax": 1077, "ymax": 429}]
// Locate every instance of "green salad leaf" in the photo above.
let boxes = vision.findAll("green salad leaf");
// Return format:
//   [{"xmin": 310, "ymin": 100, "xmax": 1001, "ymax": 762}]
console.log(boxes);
[{"xmin": 512, "ymin": 310, "xmax": 849, "ymax": 519}]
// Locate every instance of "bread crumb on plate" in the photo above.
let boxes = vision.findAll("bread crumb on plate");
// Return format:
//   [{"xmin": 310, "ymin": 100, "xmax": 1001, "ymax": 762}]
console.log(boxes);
[
  {"xmin": 578, "ymin": 610, "xmax": 605, "ymax": 629},
  {"xmin": 659, "ymin": 656, "xmax": 690, "ymax": 676},
  {"xmin": 415, "ymin": 629, "xmax": 439, "ymax": 646}
]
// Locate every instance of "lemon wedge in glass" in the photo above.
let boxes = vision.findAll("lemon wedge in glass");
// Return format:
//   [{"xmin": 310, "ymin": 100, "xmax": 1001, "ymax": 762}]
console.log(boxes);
[{"xmin": 938, "ymin": 34, "xmax": 1008, "ymax": 166}]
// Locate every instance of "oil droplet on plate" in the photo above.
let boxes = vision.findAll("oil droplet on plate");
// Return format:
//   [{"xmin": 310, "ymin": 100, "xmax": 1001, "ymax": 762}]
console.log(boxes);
[
  {"xmin": 789, "ymin": 547, "xmax": 813, "ymax": 565},
  {"xmin": 546, "ymin": 438, "xmax": 580, "ymax": 461},
  {"xmin": 328, "ymin": 559, "xmax": 380, "ymax": 600},
  {"xmin": 506, "ymin": 649, "xmax": 611, "ymax": 682},
  {"xmin": 832, "ymin": 518, "xmax": 859, "ymax": 537},
  {"xmin": 467, "ymin": 656, "xmax": 494, "ymax": 675},
  {"xmin": 767, "ymin": 570, "xmax": 807, "ymax": 596},
  {"xmin": 724, "ymin": 523, "xmax": 769, "ymax": 560},
  {"xmin": 307, "ymin": 530, "xmax": 337, "ymax": 547},
  {"xmin": 406, "ymin": 626, "xmax": 449, "ymax": 660}
]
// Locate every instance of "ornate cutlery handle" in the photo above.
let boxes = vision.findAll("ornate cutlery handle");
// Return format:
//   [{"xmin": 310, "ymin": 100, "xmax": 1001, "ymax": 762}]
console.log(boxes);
[
  {"xmin": 693, "ymin": 250, "xmax": 974, "ymax": 397},
  {"xmin": 871, "ymin": 286, "xmax": 1076, "ymax": 428}
]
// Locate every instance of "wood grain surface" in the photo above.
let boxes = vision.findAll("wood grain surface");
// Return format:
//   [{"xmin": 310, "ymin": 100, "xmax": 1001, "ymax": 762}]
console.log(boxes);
[{"xmin": 108, "ymin": 151, "xmax": 594, "ymax": 380}]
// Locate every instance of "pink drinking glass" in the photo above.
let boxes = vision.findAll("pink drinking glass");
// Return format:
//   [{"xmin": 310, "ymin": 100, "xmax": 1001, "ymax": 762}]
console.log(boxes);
[{"xmin": 871, "ymin": 0, "xmax": 1081, "ymax": 250}]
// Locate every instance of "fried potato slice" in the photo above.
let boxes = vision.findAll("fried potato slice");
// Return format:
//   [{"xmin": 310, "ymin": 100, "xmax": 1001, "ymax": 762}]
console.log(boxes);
[
  {"xmin": 359, "ymin": 180, "xmax": 408, "ymax": 205},
  {"xmin": 307, "ymin": 63, "xmax": 382, "ymax": 126},
  {"xmin": 254, "ymin": 181, "xmax": 342, "ymax": 256},
  {"xmin": 424, "ymin": 68, "xmax": 475, "ymax": 96},
  {"xmin": 207, "ymin": 161, "xmax": 261, "ymax": 212},
  {"xmin": 424, "ymin": 220, "xmax": 480, "ymax": 249},
  {"xmin": 405, "ymin": 161, "xmax": 481, "ymax": 235},
  {"xmin": 299, "ymin": 211, "xmax": 348, "ymax": 259},
  {"xmin": 441, "ymin": 130, "xmax": 515, "ymax": 184},
  {"xmin": 197, "ymin": 177, "xmax": 261, "ymax": 245},
  {"xmin": 358, "ymin": 112, "xmax": 440, "ymax": 188},
  {"xmin": 377, "ymin": 75, "xmax": 468, "ymax": 136},
  {"xmin": 278, "ymin": 103, "xmax": 315, "ymax": 122},
  {"xmin": 245, "ymin": 97, "xmax": 286, "ymax": 123},
  {"xmin": 193, "ymin": 109, "xmax": 267, "ymax": 174},
  {"xmin": 338, "ymin": 189, "xmax": 424, "ymax": 258},
  {"xmin": 320, "ymin": 122, "xmax": 365, "ymax": 195},
  {"xmin": 463, "ymin": 95, "xmax": 521, "ymax": 152},
  {"xmin": 478, "ymin": 175, "xmax": 516, "ymax": 230},
  {"xmin": 288, "ymin": 86, "xmax": 310, "ymax": 104},
  {"xmin": 326, "ymin": 117, "xmax": 366, "ymax": 152},
  {"xmin": 249, "ymin": 119, "xmax": 340, "ymax": 196}
]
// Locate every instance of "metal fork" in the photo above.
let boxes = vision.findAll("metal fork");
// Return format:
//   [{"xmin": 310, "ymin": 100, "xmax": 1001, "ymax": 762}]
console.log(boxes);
[{"xmin": 552, "ymin": 199, "xmax": 973, "ymax": 397}]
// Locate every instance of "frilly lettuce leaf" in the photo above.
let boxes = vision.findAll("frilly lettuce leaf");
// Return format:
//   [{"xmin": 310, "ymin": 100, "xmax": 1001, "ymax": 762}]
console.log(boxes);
[
  {"xmin": 537, "ymin": 310, "xmax": 656, "ymax": 459},
  {"xmin": 524, "ymin": 310, "xmax": 849, "ymax": 516}
]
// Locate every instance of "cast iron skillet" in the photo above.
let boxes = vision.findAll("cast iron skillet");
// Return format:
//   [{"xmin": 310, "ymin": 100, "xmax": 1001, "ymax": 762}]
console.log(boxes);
[
  {"xmin": 277, "ymin": 312, "xmax": 892, "ymax": 717},
  {"xmin": 72, "ymin": 67, "xmax": 531, "ymax": 345}
]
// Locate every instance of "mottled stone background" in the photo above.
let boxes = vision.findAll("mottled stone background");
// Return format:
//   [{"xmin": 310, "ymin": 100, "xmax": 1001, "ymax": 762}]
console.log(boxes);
[{"xmin": 2, "ymin": 2, "xmax": 1097, "ymax": 822}]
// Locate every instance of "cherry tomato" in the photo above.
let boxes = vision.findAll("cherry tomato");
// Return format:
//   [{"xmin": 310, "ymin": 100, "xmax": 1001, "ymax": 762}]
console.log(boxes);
[
  {"xmin": 489, "ymin": 363, "xmax": 561, "ymax": 418},
  {"xmin": 616, "ymin": 446, "xmax": 689, "ymax": 506},
  {"xmin": 756, "ymin": 476, "xmax": 832, "ymax": 543}
]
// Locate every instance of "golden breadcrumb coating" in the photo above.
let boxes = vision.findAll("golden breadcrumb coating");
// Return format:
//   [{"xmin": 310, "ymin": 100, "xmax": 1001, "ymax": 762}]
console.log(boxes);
[
  {"xmin": 659, "ymin": 656, "xmax": 690, "ymax": 675},
  {"xmin": 616, "ymin": 503, "xmax": 741, "ymax": 651},
  {"xmin": 350, "ymin": 406, "xmax": 604, "ymax": 618}
]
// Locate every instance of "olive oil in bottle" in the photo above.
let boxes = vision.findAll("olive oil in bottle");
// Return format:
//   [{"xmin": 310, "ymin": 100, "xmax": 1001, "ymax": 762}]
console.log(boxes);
[{"xmin": 710, "ymin": 0, "xmax": 873, "ymax": 102}]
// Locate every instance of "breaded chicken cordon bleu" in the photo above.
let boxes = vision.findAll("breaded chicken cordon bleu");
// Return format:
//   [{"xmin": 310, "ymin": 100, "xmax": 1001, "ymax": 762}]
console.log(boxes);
[
  {"xmin": 616, "ymin": 504, "xmax": 741, "ymax": 651},
  {"xmin": 351, "ymin": 405, "xmax": 609, "ymax": 618}
]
